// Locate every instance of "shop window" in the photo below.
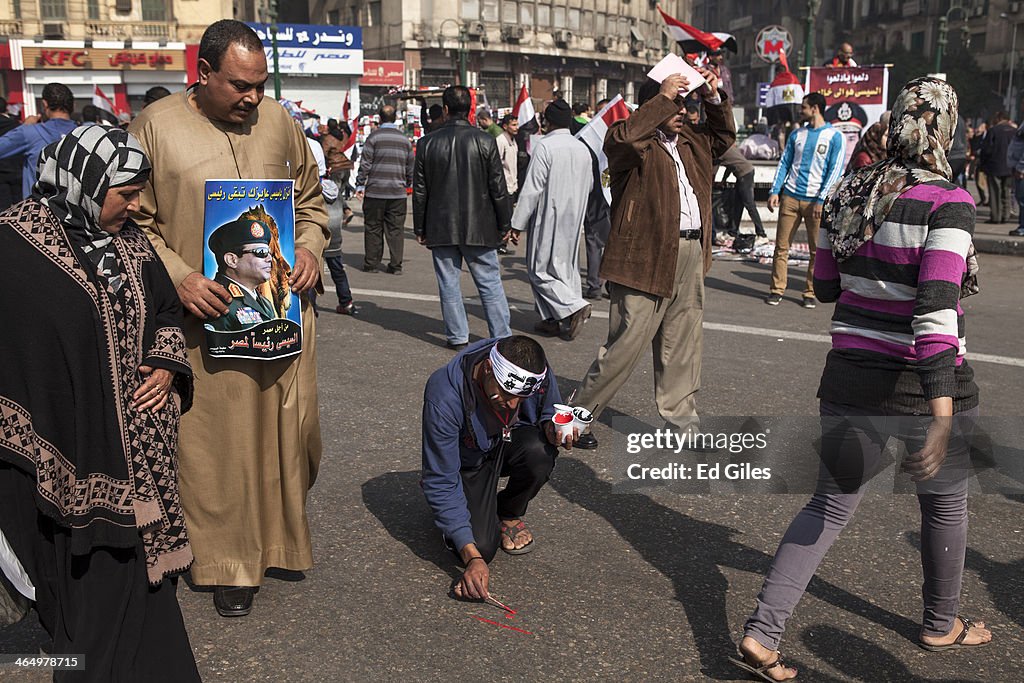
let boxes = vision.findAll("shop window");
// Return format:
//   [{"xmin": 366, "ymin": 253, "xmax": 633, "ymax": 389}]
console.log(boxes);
[
  {"xmin": 141, "ymin": 0, "xmax": 166, "ymax": 22},
  {"xmin": 482, "ymin": 0, "xmax": 499, "ymax": 21},
  {"xmin": 568, "ymin": 8, "xmax": 580, "ymax": 31},
  {"xmin": 461, "ymin": 0, "xmax": 480, "ymax": 19},
  {"xmin": 537, "ymin": 3, "xmax": 550, "ymax": 27},
  {"xmin": 39, "ymin": 0, "xmax": 67, "ymax": 20},
  {"xmin": 520, "ymin": 2, "xmax": 533, "ymax": 26}
]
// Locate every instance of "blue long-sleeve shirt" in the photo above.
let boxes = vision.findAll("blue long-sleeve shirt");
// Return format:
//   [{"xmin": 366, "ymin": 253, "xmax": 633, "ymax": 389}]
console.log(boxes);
[
  {"xmin": 1007, "ymin": 129, "xmax": 1024, "ymax": 174},
  {"xmin": 0, "ymin": 118, "xmax": 78, "ymax": 199},
  {"xmin": 421, "ymin": 339, "xmax": 561, "ymax": 551},
  {"xmin": 770, "ymin": 122, "xmax": 846, "ymax": 204}
]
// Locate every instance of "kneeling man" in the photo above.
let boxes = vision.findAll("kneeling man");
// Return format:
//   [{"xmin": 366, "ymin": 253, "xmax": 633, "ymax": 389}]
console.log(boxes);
[{"xmin": 421, "ymin": 335, "xmax": 576, "ymax": 599}]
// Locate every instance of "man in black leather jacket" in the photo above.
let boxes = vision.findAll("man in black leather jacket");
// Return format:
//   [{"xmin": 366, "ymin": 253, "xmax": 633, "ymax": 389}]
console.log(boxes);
[{"xmin": 413, "ymin": 85, "xmax": 514, "ymax": 349}]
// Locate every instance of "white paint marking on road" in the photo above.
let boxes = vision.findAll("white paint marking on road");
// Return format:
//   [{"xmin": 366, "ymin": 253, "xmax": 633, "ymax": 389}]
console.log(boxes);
[{"xmin": 324, "ymin": 286, "xmax": 1024, "ymax": 368}]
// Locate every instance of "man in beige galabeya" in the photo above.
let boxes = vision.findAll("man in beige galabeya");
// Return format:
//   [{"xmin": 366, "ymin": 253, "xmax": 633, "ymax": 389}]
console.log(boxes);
[{"xmin": 130, "ymin": 19, "xmax": 328, "ymax": 618}]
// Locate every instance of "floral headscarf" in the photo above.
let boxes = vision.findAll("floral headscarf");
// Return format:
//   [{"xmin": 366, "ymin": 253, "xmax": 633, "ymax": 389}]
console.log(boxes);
[{"xmin": 824, "ymin": 77, "xmax": 978, "ymax": 295}]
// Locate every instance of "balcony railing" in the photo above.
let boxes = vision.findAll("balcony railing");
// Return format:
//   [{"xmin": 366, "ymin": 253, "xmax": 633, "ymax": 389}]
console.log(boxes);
[
  {"xmin": 84, "ymin": 20, "xmax": 177, "ymax": 40},
  {"xmin": 0, "ymin": 20, "xmax": 23, "ymax": 36}
]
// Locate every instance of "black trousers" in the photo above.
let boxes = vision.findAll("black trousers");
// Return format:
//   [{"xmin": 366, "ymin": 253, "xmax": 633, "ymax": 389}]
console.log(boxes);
[
  {"xmin": 0, "ymin": 464, "xmax": 200, "ymax": 683},
  {"xmin": 456, "ymin": 425, "xmax": 557, "ymax": 563},
  {"xmin": 362, "ymin": 196, "xmax": 406, "ymax": 270},
  {"xmin": 584, "ymin": 215, "xmax": 610, "ymax": 293},
  {"xmin": 729, "ymin": 171, "xmax": 766, "ymax": 236}
]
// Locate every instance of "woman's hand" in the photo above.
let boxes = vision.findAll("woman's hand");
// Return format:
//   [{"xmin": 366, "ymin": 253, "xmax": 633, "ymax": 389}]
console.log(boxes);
[
  {"xmin": 903, "ymin": 397, "xmax": 954, "ymax": 482},
  {"xmin": 133, "ymin": 366, "xmax": 174, "ymax": 412}
]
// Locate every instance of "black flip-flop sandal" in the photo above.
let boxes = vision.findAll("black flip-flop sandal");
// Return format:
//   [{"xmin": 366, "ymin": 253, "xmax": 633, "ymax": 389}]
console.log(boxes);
[
  {"xmin": 500, "ymin": 520, "xmax": 534, "ymax": 555},
  {"xmin": 728, "ymin": 650, "xmax": 796, "ymax": 682},
  {"xmin": 919, "ymin": 615, "xmax": 990, "ymax": 652}
]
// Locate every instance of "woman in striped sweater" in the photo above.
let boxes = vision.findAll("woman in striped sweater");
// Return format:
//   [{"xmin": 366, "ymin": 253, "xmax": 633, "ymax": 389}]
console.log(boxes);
[{"xmin": 732, "ymin": 77, "xmax": 991, "ymax": 682}]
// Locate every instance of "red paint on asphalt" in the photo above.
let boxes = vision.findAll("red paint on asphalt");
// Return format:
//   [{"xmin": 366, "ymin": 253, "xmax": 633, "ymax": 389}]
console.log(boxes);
[{"xmin": 471, "ymin": 615, "xmax": 533, "ymax": 635}]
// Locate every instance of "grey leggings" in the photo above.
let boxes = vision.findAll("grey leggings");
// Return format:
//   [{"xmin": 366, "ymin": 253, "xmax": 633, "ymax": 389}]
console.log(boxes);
[{"xmin": 743, "ymin": 400, "xmax": 976, "ymax": 650}]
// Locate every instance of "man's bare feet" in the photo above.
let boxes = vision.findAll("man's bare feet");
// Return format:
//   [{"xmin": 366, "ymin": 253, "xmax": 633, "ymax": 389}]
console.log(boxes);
[
  {"xmin": 737, "ymin": 636, "xmax": 798, "ymax": 681},
  {"xmin": 920, "ymin": 616, "xmax": 992, "ymax": 649},
  {"xmin": 500, "ymin": 519, "xmax": 533, "ymax": 553}
]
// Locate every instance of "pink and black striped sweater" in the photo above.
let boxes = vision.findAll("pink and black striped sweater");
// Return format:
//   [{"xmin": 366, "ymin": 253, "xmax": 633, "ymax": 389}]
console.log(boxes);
[{"xmin": 814, "ymin": 180, "xmax": 978, "ymax": 414}]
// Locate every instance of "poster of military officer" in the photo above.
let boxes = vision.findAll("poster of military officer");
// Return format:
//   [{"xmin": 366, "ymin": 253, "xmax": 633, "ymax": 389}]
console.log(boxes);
[{"xmin": 202, "ymin": 179, "xmax": 302, "ymax": 359}]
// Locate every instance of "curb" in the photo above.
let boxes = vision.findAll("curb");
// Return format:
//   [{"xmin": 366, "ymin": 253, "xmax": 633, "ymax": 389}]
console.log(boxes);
[{"xmin": 973, "ymin": 236, "xmax": 1024, "ymax": 257}]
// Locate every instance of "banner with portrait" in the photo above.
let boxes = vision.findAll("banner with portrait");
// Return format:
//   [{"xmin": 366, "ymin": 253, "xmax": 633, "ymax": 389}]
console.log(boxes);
[
  {"xmin": 806, "ymin": 66, "xmax": 889, "ymax": 166},
  {"xmin": 202, "ymin": 179, "xmax": 302, "ymax": 360}
]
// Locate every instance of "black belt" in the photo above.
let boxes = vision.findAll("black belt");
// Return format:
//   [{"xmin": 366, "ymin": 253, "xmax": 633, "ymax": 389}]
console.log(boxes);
[{"xmin": 679, "ymin": 229, "xmax": 701, "ymax": 240}]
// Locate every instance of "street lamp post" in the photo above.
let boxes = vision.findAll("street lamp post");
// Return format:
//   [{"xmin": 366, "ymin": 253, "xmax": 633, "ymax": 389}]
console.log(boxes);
[
  {"xmin": 269, "ymin": 0, "xmax": 282, "ymax": 100},
  {"xmin": 439, "ymin": 19, "xmax": 469, "ymax": 84},
  {"xmin": 803, "ymin": 0, "xmax": 822, "ymax": 68},
  {"xmin": 935, "ymin": 1, "xmax": 968, "ymax": 74},
  {"xmin": 1002, "ymin": 15, "xmax": 1020, "ymax": 119}
]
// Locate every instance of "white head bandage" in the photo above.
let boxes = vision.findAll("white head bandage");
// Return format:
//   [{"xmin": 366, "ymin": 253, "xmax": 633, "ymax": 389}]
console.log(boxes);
[{"xmin": 488, "ymin": 344, "xmax": 547, "ymax": 397}]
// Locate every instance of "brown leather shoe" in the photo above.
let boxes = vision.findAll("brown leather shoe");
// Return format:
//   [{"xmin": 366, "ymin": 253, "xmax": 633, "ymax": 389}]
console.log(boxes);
[
  {"xmin": 560, "ymin": 304, "xmax": 592, "ymax": 341},
  {"xmin": 533, "ymin": 318, "xmax": 560, "ymax": 336}
]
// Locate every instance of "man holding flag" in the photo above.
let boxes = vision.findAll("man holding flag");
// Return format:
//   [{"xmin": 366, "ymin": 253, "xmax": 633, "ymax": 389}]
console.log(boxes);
[{"xmin": 574, "ymin": 66, "xmax": 735, "ymax": 449}]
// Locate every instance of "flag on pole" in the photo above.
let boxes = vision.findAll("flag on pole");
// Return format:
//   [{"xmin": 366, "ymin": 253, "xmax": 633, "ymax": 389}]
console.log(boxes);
[
  {"xmin": 92, "ymin": 85, "xmax": 120, "ymax": 125},
  {"xmin": 764, "ymin": 48, "xmax": 804, "ymax": 123},
  {"xmin": 512, "ymin": 83, "xmax": 536, "ymax": 129},
  {"xmin": 657, "ymin": 6, "xmax": 737, "ymax": 53},
  {"xmin": 574, "ymin": 94, "xmax": 631, "ymax": 204}
]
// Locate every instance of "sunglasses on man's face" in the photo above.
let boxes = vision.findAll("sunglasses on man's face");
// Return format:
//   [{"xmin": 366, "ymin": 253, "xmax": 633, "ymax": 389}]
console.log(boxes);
[{"xmin": 240, "ymin": 247, "xmax": 271, "ymax": 258}]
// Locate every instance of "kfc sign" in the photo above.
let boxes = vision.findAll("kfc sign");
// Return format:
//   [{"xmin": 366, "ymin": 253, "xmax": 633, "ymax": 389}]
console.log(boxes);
[{"xmin": 21, "ymin": 46, "xmax": 185, "ymax": 71}]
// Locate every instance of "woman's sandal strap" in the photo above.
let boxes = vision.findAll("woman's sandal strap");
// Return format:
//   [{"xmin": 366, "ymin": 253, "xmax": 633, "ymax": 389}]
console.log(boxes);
[{"xmin": 953, "ymin": 616, "xmax": 974, "ymax": 646}]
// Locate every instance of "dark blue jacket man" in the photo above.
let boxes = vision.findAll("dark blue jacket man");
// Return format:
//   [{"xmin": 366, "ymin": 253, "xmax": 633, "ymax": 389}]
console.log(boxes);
[{"xmin": 421, "ymin": 335, "xmax": 576, "ymax": 599}]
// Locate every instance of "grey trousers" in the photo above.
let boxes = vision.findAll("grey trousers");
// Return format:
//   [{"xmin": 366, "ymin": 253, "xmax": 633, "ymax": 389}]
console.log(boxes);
[
  {"xmin": 576, "ymin": 238, "xmax": 703, "ymax": 428},
  {"xmin": 743, "ymin": 400, "xmax": 976, "ymax": 650}
]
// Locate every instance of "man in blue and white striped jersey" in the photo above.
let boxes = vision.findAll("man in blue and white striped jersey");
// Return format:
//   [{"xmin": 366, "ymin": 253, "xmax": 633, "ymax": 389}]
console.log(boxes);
[{"xmin": 766, "ymin": 92, "xmax": 846, "ymax": 308}]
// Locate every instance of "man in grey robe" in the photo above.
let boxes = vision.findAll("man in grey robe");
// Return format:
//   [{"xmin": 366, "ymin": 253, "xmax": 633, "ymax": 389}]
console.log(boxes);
[{"xmin": 511, "ymin": 100, "xmax": 594, "ymax": 341}]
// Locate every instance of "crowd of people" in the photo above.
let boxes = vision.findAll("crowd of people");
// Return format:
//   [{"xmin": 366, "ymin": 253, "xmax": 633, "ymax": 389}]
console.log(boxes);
[{"xmin": 0, "ymin": 18, "xmax": 997, "ymax": 683}]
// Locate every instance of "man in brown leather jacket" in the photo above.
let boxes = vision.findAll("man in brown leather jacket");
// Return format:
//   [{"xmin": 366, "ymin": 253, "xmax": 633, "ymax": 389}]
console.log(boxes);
[{"xmin": 574, "ymin": 69, "xmax": 735, "ymax": 448}]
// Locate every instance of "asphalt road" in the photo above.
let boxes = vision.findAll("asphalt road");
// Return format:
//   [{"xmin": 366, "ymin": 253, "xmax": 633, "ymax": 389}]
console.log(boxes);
[{"xmin": 2, "ymin": 208, "xmax": 1022, "ymax": 682}]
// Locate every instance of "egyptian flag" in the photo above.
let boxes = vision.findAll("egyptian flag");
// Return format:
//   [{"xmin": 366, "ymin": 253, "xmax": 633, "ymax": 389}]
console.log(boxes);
[
  {"xmin": 765, "ymin": 49, "xmax": 805, "ymax": 123},
  {"xmin": 512, "ymin": 83, "xmax": 537, "ymax": 130},
  {"xmin": 574, "ymin": 94, "xmax": 631, "ymax": 204},
  {"xmin": 92, "ymin": 85, "xmax": 119, "ymax": 125},
  {"xmin": 657, "ymin": 6, "xmax": 737, "ymax": 54}
]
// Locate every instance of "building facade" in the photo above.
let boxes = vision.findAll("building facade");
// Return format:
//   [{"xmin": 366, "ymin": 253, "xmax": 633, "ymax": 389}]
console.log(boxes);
[
  {"xmin": 308, "ymin": 0, "xmax": 692, "ymax": 111},
  {"xmin": 0, "ymin": 0, "xmax": 234, "ymax": 115}
]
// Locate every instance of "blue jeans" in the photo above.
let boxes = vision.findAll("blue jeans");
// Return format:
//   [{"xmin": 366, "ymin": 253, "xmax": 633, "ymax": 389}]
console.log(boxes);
[{"xmin": 431, "ymin": 245, "xmax": 511, "ymax": 344}]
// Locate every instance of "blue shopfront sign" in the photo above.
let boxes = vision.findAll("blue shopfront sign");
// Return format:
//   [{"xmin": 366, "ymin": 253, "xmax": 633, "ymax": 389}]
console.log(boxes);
[{"xmin": 247, "ymin": 24, "xmax": 363, "ymax": 75}]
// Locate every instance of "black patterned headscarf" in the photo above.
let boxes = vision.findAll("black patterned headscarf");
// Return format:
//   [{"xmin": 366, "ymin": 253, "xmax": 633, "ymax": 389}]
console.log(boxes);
[{"xmin": 32, "ymin": 125, "xmax": 151, "ymax": 290}]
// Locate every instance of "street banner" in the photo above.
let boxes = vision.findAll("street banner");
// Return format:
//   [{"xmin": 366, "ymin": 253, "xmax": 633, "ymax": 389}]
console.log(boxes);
[
  {"xmin": 202, "ymin": 179, "xmax": 302, "ymax": 360},
  {"xmin": 248, "ymin": 23, "xmax": 363, "ymax": 75},
  {"xmin": 574, "ymin": 94, "xmax": 631, "ymax": 204},
  {"xmin": 806, "ymin": 66, "xmax": 890, "ymax": 165}
]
